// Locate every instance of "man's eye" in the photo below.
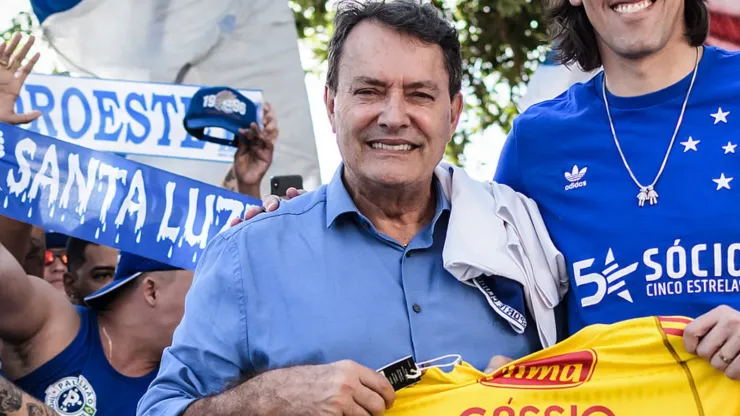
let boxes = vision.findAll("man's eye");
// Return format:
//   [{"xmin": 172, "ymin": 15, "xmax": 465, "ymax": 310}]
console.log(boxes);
[
  {"xmin": 412, "ymin": 92, "xmax": 433, "ymax": 99},
  {"xmin": 93, "ymin": 273, "xmax": 113, "ymax": 281}
]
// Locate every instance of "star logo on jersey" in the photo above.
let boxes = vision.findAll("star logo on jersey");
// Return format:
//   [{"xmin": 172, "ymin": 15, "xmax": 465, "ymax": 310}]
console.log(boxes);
[
  {"xmin": 680, "ymin": 136, "xmax": 700, "ymax": 152},
  {"xmin": 572, "ymin": 249, "xmax": 639, "ymax": 308},
  {"xmin": 564, "ymin": 165, "xmax": 587, "ymax": 191},
  {"xmin": 713, "ymin": 173, "xmax": 733, "ymax": 191},
  {"xmin": 44, "ymin": 375, "xmax": 97, "ymax": 416},
  {"xmin": 711, "ymin": 107, "xmax": 730, "ymax": 124},
  {"xmin": 723, "ymin": 142, "xmax": 737, "ymax": 154}
]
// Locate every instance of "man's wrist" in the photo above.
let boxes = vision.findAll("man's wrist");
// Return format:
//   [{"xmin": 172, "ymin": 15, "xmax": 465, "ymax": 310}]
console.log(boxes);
[
  {"xmin": 183, "ymin": 371, "xmax": 275, "ymax": 416},
  {"xmin": 237, "ymin": 182, "xmax": 261, "ymax": 199}
]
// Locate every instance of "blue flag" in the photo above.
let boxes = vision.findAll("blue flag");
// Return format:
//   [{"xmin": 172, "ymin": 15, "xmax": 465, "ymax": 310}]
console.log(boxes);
[{"xmin": 0, "ymin": 122, "xmax": 261, "ymax": 270}]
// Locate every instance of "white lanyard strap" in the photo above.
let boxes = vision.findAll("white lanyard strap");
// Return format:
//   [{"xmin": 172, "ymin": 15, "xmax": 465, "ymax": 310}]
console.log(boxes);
[{"xmin": 407, "ymin": 354, "xmax": 462, "ymax": 379}]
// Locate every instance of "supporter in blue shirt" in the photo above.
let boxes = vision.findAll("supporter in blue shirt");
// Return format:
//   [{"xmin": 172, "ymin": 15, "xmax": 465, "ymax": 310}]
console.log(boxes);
[
  {"xmin": 137, "ymin": 2, "xmax": 542, "ymax": 415},
  {"xmin": 0, "ymin": 244, "xmax": 193, "ymax": 416},
  {"xmin": 494, "ymin": 0, "xmax": 740, "ymax": 379}
]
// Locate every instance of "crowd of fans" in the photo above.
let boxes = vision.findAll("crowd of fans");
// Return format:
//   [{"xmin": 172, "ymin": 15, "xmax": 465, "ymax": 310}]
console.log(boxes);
[{"xmin": 0, "ymin": 25, "xmax": 281, "ymax": 415}]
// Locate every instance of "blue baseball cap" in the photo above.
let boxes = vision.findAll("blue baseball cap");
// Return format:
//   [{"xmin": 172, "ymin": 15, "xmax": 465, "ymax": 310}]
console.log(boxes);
[
  {"xmin": 183, "ymin": 86, "xmax": 260, "ymax": 147},
  {"xmin": 84, "ymin": 252, "xmax": 182, "ymax": 310},
  {"xmin": 45, "ymin": 232, "xmax": 68, "ymax": 249}
]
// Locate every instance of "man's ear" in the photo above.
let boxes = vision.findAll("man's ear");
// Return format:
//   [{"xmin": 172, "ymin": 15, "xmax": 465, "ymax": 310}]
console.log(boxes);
[
  {"xmin": 325, "ymin": 85, "xmax": 337, "ymax": 134},
  {"xmin": 140, "ymin": 276, "xmax": 158, "ymax": 307},
  {"xmin": 63, "ymin": 272, "xmax": 76, "ymax": 302},
  {"xmin": 448, "ymin": 92, "xmax": 464, "ymax": 143}
]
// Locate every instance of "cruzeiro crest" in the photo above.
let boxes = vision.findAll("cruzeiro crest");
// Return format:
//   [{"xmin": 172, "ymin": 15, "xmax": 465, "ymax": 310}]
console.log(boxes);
[
  {"xmin": 202, "ymin": 90, "xmax": 247, "ymax": 115},
  {"xmin": 44, "ymin": 375, "xmax": 97, "ymax": 416}
]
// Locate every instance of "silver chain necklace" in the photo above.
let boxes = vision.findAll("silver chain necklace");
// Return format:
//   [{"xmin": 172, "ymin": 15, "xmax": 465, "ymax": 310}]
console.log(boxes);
[{"xmin": 602, "ymin": 47, "xmax": 699, "ymax": 207}]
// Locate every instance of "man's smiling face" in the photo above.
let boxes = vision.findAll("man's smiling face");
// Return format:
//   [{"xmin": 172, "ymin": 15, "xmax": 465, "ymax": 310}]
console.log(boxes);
[{"xmin": 570, "ymin": 0, "xmax": 687, "ymax": 60}]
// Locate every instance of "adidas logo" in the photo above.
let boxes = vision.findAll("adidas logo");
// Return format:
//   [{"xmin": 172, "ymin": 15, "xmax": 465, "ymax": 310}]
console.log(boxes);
[{"xmin": 564, "ymin": 165, "xmax": 587, "ymax": 191}]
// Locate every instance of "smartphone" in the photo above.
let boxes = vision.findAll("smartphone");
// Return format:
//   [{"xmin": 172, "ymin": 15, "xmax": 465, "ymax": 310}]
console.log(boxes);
[{"xmin": 270, "ymin": 175, "xmax": 303, "ymax": 197}]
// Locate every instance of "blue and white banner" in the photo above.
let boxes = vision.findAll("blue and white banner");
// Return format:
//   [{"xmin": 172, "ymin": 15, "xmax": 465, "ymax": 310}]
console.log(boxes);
[
  {"xmin": 14, "ymin": 73, "xmax": 263, "ymax": 163},
  {"xmin": 30, "ymin": 0, "xmax": 321, "ymax": 191},
  {"xmin": 0, "ymin": 122, "xmax": 261, "ymax": 270}
]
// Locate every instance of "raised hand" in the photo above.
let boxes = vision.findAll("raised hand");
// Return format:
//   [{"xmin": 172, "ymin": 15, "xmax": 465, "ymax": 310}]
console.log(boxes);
[
  {"xmin": 233, "ymin": 102, "xmax": 279, "ymax": 197},
  {"xmin": 0, "ymin": 33, "xmax": 41, "ymax": 125}
]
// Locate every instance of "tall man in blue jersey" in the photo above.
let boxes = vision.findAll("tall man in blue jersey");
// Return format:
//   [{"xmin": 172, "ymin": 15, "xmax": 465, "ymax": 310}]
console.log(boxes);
[{"xmin": 494, "ymin": 0, "xmax": 740, "ymax": 379}]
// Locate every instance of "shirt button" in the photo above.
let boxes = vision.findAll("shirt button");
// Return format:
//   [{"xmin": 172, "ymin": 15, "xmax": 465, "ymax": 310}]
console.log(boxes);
[
  {"xmin": 412, "ymin": 304, "xmax": 422, "ymax": 313},
  {"xmin": 405, "ymin": 251, "xmax": 411, "ymax": 258}
]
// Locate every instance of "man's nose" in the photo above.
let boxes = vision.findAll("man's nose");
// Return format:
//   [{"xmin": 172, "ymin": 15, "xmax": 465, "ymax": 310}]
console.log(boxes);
[
  {"xmin": 377, "ymin": 91, "xmax": 410, "ymax": 131},
  {"xmin": 51, "ymin": 258, "xmax": 67, "ymax": 272}
]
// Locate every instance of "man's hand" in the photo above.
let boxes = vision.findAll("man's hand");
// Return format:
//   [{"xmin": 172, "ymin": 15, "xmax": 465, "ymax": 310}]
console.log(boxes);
[
  {"xmin": 484, "ymin": 355, "xmax": 513, "ymax": 374},
  {"xmin": 684, "ymin": 305, "xmax": 740, "ymax": 380},
  {"xmin": 233, "ymin": 102, "xmax": 279, "ymax": 198},
  {"xmin": 229, "ymin": 187, "xmax": 305, "ymax": 227},
  {"xmin": 186, "ymin": 360, "xmax": 395, "ymax": 416},
  {"xmin": 0, "ymin": 33, "xmax": 41, "ymax": 125},
  {"xmin": 268, "ymin": 360, "xmax": 395, "ymax": 415}
]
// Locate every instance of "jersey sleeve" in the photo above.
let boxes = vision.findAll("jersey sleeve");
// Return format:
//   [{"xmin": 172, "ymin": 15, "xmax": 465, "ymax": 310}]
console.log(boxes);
[
  {"xmin": 493, "ymin": 121, "xmax": 526, "ymax": 193},
  {"xmin": 136, "ymin": 233, "xmax": 250, "ymax": 416}
]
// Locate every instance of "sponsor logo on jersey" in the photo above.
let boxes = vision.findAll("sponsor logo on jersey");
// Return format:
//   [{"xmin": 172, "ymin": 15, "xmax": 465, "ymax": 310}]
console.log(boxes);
[
  {"xmin": 564, "ymin": 165, "xmax": 588, "ymax": 191},
  {"xmin": 461, "ymin": 405, "xmax": 615, "ymax": 416},
  {"xmin": 45, "ymin": 375, "xmax": 97, "ymax": 416},
  {"xmin": 480, "ymin": 350, "xmax": 597, "ymax": 390},
  {"xmin": 573, "ymin": 241, "xmax": 740, "ymax": 308},
  {"xmin": 573, "ymin": 248, "xmax": 638, "ymax": 307}
]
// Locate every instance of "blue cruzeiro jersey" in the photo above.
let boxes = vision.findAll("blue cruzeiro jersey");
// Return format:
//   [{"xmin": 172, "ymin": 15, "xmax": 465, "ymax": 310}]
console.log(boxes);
[
  {"xmin": 495, "ymin": 46, "xmax": 740, "ymax": 334},
  {"xmin": 13, "ymin": 306, "xmax": 156, "ymax": 416}
]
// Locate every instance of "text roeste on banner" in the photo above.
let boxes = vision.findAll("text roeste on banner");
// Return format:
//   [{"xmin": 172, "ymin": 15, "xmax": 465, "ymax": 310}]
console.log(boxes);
[{"xmin": 14, "ymin": 73, "xmax": 263, "ymax": 163}]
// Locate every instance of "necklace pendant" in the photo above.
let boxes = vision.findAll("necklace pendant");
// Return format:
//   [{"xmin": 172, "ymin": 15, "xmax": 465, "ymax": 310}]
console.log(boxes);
[{"xmin": 637, "ymin": 186, "xmax": 659, "ymax": 207}]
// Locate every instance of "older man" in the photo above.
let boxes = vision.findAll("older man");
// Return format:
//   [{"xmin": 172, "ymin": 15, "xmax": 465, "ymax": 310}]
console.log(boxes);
[{"xmin": 137, "ymin": 1, "xmax": 541, "ymax": 415}]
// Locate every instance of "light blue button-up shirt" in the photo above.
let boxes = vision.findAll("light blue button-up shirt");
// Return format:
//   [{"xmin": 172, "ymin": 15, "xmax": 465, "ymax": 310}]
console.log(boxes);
[{"xmin": 137, "ymin": 167, "xmax": 541, "ymax": 416}]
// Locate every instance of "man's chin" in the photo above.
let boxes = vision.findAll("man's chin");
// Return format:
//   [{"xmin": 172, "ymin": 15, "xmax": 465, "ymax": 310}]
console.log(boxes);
[
  {"xmin": 47, "ymin": 278, "xmax": 65, "ymax": 291},
  {"xmin": 346, "ymin": 164, "xmax": 428, "ymax": 191},
  {"xmin": 604, "ymin": 40, "xmax": 664, "ymax": 62},
  {"xmin": 364, "ymin": 170, "xmax": 420, "ymax": 188}
]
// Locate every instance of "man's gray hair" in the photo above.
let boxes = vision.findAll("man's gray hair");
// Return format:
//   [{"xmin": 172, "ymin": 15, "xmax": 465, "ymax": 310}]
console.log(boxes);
[{"xmin": 326, "ymin": 0, "xmax": 462, "ymax": 98}]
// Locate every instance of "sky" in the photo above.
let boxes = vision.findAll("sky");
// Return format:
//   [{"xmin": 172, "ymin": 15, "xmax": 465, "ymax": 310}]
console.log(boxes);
[{"xmin": 1, "ymin": 0, "xmax": 507, "ymax": 183}]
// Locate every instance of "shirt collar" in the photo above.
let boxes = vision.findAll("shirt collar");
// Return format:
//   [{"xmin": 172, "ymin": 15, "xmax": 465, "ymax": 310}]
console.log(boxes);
[
  {"xmin": 325, "ymin": 164, "xmax": 359, "ymax": 228},
  {"xmin": 325, "ymin": 163, "xmax": 451, "ymax": 228}
]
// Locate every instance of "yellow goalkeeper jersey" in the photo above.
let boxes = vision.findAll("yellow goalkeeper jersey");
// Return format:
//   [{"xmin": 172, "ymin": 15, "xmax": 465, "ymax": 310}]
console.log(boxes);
[{"xmin": 388, "ymin": 316, "xmax": 740, "ymax": 416}]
